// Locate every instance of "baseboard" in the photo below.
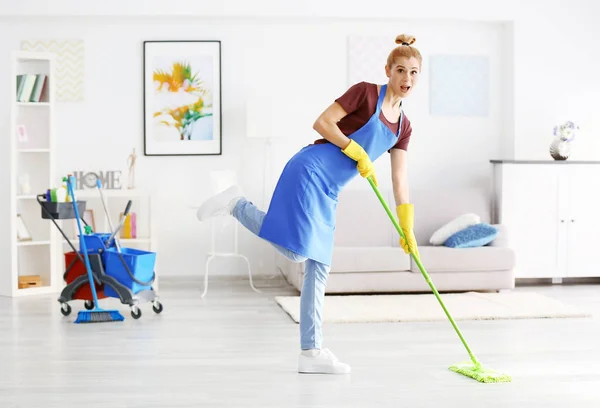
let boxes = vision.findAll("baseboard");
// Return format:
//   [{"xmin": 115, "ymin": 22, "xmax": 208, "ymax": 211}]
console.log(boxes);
[
  {"xmin": 516, "ymin": 277, "xmax": 600, "ymax": 286},
  {"xmin": 157, "ymin": 274, "xmax": 288, "ymax": 287}
]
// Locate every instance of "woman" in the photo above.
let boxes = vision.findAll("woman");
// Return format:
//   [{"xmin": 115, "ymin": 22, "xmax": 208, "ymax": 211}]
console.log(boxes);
[{"xmin": 197, "ymin": 34, "xmax": 422, "ymax": 374}]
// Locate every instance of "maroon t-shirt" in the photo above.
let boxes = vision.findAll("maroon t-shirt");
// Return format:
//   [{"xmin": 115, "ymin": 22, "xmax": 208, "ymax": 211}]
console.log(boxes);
[{"xmin": 314, "ymin": 81, "xmax": 411, "ymax": 151}]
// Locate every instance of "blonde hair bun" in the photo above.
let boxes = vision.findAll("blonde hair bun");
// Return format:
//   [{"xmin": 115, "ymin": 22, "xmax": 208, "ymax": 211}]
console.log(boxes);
[
  {"xmin": 395, "ymin": 34, "xmax": 416, "ymax": 46},
  {"xmin": 387, "ymin": 34, "xmax": 422, "ymax": 68}
]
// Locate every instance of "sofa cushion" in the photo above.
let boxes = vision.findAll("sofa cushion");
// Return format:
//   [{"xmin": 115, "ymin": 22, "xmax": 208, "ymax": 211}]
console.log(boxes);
[
  {"xmin": 410, "ymin": 246, "xmax": 515, "ymax": 273},
  {"xmin": 410, "ymin": 188, "xmax": 491, "ymax": 246},
  {"xmin": 331, "ymin": 247, "xmax": 410, "ymax": 273},
  {"xmin": 429, "ymin": 213, "xmax": 481, "ymax": 245},
  {"xmin": 444, "ymin": 223, "xmax": 499, "ymax": 248}
]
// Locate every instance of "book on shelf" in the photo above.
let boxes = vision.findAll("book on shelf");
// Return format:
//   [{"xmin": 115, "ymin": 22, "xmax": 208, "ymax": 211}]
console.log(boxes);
[
  {"xmin": 119, "ymin": 212, "xmax": 137, "ymax": 239},
  {"xmin": 16, "ymin": 74, "xmax": 47, "ymax": 102}
]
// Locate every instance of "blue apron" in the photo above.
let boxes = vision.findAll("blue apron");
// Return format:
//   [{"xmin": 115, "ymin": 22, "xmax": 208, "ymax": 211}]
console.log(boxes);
[{"xmin": 258, "ymin": 84, "xmax": 403, "ymax": 266}]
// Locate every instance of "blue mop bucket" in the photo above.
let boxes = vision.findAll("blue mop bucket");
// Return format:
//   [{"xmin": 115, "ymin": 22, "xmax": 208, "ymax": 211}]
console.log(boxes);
[
  {"xmin": 79, "ymin": 233, "xmax": 113, "ymax": 254},
  {"xmin": 102, "ymin": 247, "xmax": 156, "ymax": 297}
]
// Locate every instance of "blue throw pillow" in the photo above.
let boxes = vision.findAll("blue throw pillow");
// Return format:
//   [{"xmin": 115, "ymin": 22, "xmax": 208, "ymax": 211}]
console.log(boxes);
[{"xmin": 443, "ymin": 223, "xmax": 499, "ymax": 248}]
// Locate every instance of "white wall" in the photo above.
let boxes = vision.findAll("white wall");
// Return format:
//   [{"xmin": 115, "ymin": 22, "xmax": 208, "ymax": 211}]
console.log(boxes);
[
  {"xmin": 0, "ymin": 0, "xmax": 598, "ymax": 279},
  {"xmin": 512, "ymin": 8, "xmax": 600, "ymax": 159}
]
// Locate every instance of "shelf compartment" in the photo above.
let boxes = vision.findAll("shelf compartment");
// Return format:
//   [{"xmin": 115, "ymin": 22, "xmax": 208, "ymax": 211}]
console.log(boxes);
[
  {"xmin": 17, "ymin": 199, "xmax": 52, "ymax": 242},
  {"xmin": 16, "ymin": 152, "xmax": 50, "ymax": 195},
  {"xmin": 15, "ymin": 106, "xmax": 50, "ymax": 150},
  {"xmin": 17, "ymin": 244, "xmax": 52, "ymax": 289}
]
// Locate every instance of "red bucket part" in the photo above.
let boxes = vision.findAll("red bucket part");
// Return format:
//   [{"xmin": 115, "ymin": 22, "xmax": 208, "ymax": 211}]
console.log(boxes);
[{"xmin": 64, "ymin": 251, "xmax": 106, "ymax": 300}]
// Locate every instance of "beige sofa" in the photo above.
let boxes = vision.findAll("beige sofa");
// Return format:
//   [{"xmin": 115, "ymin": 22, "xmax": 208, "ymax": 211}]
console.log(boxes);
[{"xmin": 276, "ymin": 187, "xmax": 515, "ymax": 293}]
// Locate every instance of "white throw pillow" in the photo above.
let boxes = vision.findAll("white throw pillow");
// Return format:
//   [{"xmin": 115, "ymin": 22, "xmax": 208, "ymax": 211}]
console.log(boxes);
[{"xmin": 429, "ymin": 213, "xmax": 481, "ymax": 245}]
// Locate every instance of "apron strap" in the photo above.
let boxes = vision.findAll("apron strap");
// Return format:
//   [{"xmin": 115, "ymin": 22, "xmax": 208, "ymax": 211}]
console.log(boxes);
[
  {"xmin": 375, "ymin": 84, "xmax": 386, "ymax": 114},
  {"xmin": 397, "ymin": 109, "xmax": 404, "ymax": 137},
  {"xmin": 379, "ymin": 84, "xmax": 404, "ymax": 138}
]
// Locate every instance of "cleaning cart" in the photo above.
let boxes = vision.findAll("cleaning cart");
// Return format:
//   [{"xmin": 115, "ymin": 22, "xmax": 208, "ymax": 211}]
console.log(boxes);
[{"xmin": 37, "ymin": 176, "xmax": 163, "ymax": 320}]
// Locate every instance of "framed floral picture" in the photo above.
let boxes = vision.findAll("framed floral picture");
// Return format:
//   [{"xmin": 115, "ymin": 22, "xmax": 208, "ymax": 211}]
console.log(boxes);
[{"xmin": 143, "ymin": 40, "xmax": 222, "ymax": 156}]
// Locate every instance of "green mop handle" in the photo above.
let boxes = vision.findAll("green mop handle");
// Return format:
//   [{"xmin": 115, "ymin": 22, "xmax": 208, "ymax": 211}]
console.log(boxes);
[{"xmin": 366, "ymin": 176, "xmax": 481, "ymax": 367}]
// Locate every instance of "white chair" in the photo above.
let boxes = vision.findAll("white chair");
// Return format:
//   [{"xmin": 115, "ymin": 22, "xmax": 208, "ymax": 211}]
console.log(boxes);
[{"xmin": 202, "ymin": 170, "xmax": 260, "ymax": 297}]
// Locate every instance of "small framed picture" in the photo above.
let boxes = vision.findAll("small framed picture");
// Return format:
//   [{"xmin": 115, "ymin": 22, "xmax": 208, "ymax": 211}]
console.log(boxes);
[
  {"xmin": 72, "ymin": 209, "xmax": 96, "ymax": 236},
  {"xmin": 16, "ymin": 124, "xmax": 28, "ymax": 143},
  {"xmin": 16, "ymin": 214, "xmax": 32, "ymax": 241}
]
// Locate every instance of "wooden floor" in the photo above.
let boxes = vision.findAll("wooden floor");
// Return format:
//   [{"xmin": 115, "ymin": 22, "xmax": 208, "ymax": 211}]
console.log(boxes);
[{"xmin": 1, "ymin": 276, "xmax": 599, "ymax": 408}]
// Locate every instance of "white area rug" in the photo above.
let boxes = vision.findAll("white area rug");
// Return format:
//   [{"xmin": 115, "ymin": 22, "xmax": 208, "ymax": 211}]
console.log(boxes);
[{"xmin": 274, "ymin": 292, "xmax": 591, "ymax": 323}]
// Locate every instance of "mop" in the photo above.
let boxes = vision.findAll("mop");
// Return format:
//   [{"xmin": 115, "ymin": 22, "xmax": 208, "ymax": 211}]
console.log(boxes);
[
  {"xmin": 367, "ymin": 176, "xmax": 511, "ymax": 383},
  {"xmin": 96, "ymin": 178, "xmax": 121, "ymax": 251},
  {"xmin": 67, "ymin": 176, "xmax": 125, "ymax": 323},
  {"xmin": 96, "ymin": 177, "xmax": 131, "ymax": 251}
]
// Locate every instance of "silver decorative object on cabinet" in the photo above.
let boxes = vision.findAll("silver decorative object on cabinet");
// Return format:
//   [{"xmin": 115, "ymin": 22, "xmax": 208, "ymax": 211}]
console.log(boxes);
[{"xmin": 549, "ymin": 121, "xmax": 578, "ymax": 161}]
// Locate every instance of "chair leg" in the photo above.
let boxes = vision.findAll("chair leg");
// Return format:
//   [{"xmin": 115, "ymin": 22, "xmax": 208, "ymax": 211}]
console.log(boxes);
[
  {"xmin": 202, "ymin": 255, "xmax": 216, "ymax": 298},
  {"xmin": 239, "ymin": 254, "xmax": 261, "ymax": 293}
]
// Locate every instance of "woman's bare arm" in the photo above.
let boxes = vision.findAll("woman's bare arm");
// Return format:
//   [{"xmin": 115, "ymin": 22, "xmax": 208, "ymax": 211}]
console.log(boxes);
[
  {"xmin": 312, "ymin": 102, "xmax": 352, "ymax": 150},
  {"xmin": 391, "ymin": 148, "xmax": 410, "ymax": 205}
]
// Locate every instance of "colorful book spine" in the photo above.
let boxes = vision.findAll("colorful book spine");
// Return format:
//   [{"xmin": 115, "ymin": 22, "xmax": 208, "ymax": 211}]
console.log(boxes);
[
  {"xmin": 120, "ymin": 212, "xmax": 137, "ymax": 239},
  {"xmin": 15, "ymin": 74, "xmax": 48, "ymax": 102},
  {"xmin": 131, "ymin": 212, "xmax": 137, "ymax": 238}
]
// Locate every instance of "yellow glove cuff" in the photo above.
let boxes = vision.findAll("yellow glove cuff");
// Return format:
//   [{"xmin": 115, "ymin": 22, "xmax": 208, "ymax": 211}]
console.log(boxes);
[
  {"xmin": 341, "ymin": 139, "xmax": 367, "ymax": 162},
  {"xmin": 396, "ymin": 203, "xmax": 414, "ymax": 229}
]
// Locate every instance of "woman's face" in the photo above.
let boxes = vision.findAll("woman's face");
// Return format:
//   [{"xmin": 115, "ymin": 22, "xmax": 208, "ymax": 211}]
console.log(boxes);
[{"xmin": 386, "ymin": 56, "xmax": 420, "ymax": 98}]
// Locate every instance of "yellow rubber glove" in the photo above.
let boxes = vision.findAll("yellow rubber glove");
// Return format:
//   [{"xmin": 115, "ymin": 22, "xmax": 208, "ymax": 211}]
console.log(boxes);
[
  {"xmin": 397, "ymin": 203, "xmax": 420, "ymax": 259},
  {"xmin": 341, "ymin": 139, "xmax": 378, "ymax": 186}
]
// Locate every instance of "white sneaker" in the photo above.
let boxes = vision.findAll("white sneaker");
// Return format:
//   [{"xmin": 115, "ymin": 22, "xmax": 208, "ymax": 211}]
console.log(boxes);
[
  {"xmin": 196, "ymin": 185, "xmax": 243, "ymax": 221},
  {"xmin": 298, "ymin": 348, "xmax": 351, "ymax": 374}
]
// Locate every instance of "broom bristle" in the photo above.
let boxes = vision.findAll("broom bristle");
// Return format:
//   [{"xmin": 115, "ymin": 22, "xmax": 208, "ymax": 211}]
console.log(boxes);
[
  {"xmin": 449, "ymin": 362, "xmax": 512, "ymax": 383},
  {"xmin": 75, "ymin": 310, "xmax": 124, "ymax": 324}
]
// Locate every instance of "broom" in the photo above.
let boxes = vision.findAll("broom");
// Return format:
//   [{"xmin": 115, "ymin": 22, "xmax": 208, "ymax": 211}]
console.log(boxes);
[
  {"xmin": 66, "ymin": 175, "xmax": 125, "ymax": 324},
  {"xmin": 366, "ymin": 176, "xmax": 511, "ymax": 383}
]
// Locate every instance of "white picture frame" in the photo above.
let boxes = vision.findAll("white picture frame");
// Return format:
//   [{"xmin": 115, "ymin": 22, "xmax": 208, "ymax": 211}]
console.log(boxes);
[
  {"xmin": 143, "ymin": 40, "xmax": 222, "ymax": 156},
  {"xmin": 429, "ymin": 54, "xmax": 490, "ymax": 117},
  {"xmin": 16, "ymin": 124, "xmax": 28, "ymax": 143},
  {"xmin": 72, "ymin": 209, "xmax": 96, "ymax": 236},
  {"xmin": 16, "ymin": 214, "xmax": 32, "ymax": 241}
]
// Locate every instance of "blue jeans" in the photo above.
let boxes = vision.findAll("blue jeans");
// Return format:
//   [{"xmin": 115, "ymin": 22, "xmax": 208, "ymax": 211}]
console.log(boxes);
[{"xmin": 232, "ymin": 198, "xmax": 330, "ymax": 350}]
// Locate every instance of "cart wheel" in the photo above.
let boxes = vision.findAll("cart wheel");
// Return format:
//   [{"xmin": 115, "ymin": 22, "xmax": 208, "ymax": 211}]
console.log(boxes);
[
  {"xmin": 131, "ymin": 307, "xmax": 142, "ymax": 320},
  {"xmin": 152, "ymin": 301, "xmax": 163, "ymax": 314},
  {"xmin": 60, "ymin": 303, "xmax": 71, "ymax": 316},
  {"xmin": 84, "ymin": 300, "xmax": 94, "ymax": 310}
]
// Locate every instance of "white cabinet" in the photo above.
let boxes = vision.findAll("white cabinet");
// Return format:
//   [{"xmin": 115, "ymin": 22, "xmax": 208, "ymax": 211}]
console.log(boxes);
[
  {"xmin": 492, "ymin": 161, "xmax": 600, "ymax": 280},
  {"xmin": 563, "ymin": 165, "xmax": 600, "ymax": 278}
]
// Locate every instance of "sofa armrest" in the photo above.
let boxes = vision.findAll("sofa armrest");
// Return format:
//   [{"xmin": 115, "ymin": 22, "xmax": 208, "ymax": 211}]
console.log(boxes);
[{"xmin": 490, "ymin": 224, "xmax": 508, "ymax": 247}]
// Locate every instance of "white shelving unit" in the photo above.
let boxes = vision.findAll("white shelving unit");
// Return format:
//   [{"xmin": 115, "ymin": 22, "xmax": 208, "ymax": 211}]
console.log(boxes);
[{"xmin": 1, "ymin": 51, "xmax": 57, "ymax": 297}]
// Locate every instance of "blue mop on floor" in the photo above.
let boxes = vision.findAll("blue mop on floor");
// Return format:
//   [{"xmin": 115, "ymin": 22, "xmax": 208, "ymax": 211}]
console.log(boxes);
[{"xmin": 67, "ymin": 175, "xmax": 124, "ymax": 323}]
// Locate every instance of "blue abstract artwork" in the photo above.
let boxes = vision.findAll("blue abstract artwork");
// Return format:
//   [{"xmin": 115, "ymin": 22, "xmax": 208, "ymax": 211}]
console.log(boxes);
[{"xmin": 429, "ymin": 55, "xmax": 489, "ymax": 117}]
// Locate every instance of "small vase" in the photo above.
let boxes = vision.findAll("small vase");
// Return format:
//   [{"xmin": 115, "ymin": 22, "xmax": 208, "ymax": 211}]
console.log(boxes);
[{"xmin": 549, "ymin": 139, "xmax": 571, "ymax": 161}]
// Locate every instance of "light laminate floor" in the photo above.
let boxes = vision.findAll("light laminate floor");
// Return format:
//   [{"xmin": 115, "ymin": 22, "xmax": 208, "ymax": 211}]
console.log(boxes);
[{"xmin": 1, "ymin": 276, "xmax": 600, "ymax": 408}]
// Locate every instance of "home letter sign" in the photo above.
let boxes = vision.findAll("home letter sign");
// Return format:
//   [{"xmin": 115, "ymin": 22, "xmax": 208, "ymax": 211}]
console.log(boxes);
[{"xmin": 72, "ymin": 170, "xmax": 123, "ymax": 189}]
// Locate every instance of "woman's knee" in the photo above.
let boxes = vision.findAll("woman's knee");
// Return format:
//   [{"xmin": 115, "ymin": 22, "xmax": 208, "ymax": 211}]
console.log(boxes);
[
  {"xmin": 304, "ymin": 259, "xmax": 330, "ymax": 281},
  {"xmin": 273, "ymin": 244, "xmax": 307, "ymax": 263},
  {"xmin": 289, "ymin": 252, "xmax": 308, "ymax": 263}
]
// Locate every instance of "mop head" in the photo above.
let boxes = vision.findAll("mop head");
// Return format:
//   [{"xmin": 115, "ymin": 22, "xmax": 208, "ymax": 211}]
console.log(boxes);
[
  {"xmin": 75, "ymin": 309, "xmax": 124, "ymax": 323},
  {"xmin": 449, "ymin": 362, "xmax": 512, "ymax": 383}
]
